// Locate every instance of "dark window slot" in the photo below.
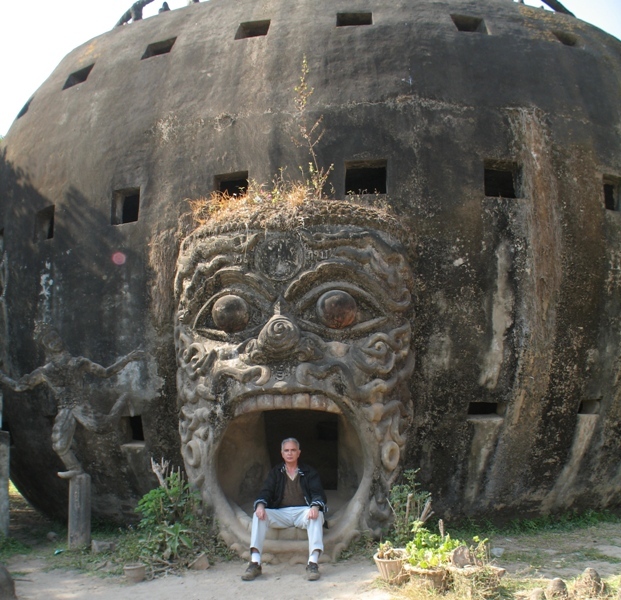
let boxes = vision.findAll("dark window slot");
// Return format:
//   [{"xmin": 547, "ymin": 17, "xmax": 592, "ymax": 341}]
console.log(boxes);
[
  {"xmin": 345, "ymin": 160, "xmax": 387, "ymax": 195},
  {"xmin": 129, "ymin": 416, "xmax": 145, "ymax": 441},
  {"xmin": 142, "ymin": 37, "xmax": 177, "ymax": 59},
  {"xmin": 112, "ymin": 189, "xmax": 141, "ymax": 225},
  {"xmin": 34, "ymin": 206, "xmax": 55, "ymax": 242},
  {"xmin": 63, "ymin": 64, "xmax": 94, "ymax": 90},
  {"xmin": 216, "ymin": 171, "xmax": 249, "ymax": 196},
  {"xmin": 16, "ymin": 98, "xmax": 33, "ymax": 120},
  {"xmin": 552, "ymin": 30, "xmax": 578, "ymax": 46},
  {"xmin": 468, "ymin": 402, "xmax": 498, "ymax": 415},
  {"xmin": 604, "ymin": 177, "xmax": 620, "ymax": 211},
  {"xmin": 484, "ymin": 161, "xmax": 520, "ymax": 198},
  {"xmin": 578, "ymin": 399, "xmax": 600, "ymax": 415},
  {"xmin": 336, "ymin": 12, "xmax": 373, "ymax": 27},
  {"xmin": 450, "ymin": 14, "xmax": 488, "ymax": 34},
  {"xmin": 235, "ymin": 20, "xmax": 271, "ymax": 39}
]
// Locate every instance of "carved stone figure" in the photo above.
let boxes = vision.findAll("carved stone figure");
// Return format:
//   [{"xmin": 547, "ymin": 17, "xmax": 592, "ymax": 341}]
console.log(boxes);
[
  {"xmin": 174, "ymin": 200, "xmax": 415, "ymax": 560},
  {"xmin": 0, "ymin": 326, "xmax": 143, "ymax": 479}
]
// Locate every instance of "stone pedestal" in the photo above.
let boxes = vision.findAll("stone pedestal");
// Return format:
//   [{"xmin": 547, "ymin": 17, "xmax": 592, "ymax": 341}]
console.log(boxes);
[
  {"xmin": 0, "ymin": 431, "xmax": 9, "ymax": 537},
  {"xmin": 68, "ymin": 473, "xmax": 91, "ymax": 549}
]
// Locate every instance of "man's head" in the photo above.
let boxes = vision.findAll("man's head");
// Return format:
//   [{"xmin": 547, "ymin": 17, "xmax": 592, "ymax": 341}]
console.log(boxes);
[{"xmin": 281, "ymin": 438, "xmax": 301, "ymax": 466}]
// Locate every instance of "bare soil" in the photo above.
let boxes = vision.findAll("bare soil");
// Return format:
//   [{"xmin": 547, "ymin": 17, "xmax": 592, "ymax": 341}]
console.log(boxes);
[{"xmin": 5, "ymin": 489, "xmax": 621, "ymax": 599}]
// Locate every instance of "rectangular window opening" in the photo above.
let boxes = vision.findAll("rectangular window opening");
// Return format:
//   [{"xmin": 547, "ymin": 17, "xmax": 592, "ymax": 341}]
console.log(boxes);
[
  {"xmin": 235, "ymin": 20, "xmax": 271, "ymax": 39},
  {"xmin": 484, "ymin": 161, "xmax": 520, "ymax": 198},
  {"xmin": 336, "ymin": 12, "xmax": 373, "ymax": 27},
  {"xmin": 16, "ymin": 97, "xmax": 33, "ymax": 120},
  {"xmin": 578, "ymin": 399, "xmax": 600, "ymax": 415},
  {"xmin": 215, "ymin": 171, "xmax": 249, "ymax": 196},
  {"xmin": 345, "ymin": 160, "xmax": 387, "ymax": 195},
  {"xmin": 604, "ymin": 176, "xmax": 620, "ymax": 211},
  {"xmin": 141, "ymin": 37, "xmax": 177, "ymax": 59},
  {"xmin": 450, "ymin": 14, "xmax": 488, "ymax": 34},
  {"xmin": 121, "ymin": 415, "xmax": 145, "ymax": 443},
  {"xmin": 112, "ymin": 188, "xmax": 141, "ymax": 225},
  {"xmin": 62, "ymin": 64, "xmax": 94, "ymax": 90},
  {"xmin": 34, "ymin": 206, "xmax": 55, "ymax": 242},
  {"xmin": 552, "ymin": 30, "xmax": 578, "ymax": 47},
  {"xmin": 468, "ymin": 402, "xmax": 502, "ymax": 416},
  {"xmin": 0, "ymin": 229, "xmax": 4, "ymax": 254}
]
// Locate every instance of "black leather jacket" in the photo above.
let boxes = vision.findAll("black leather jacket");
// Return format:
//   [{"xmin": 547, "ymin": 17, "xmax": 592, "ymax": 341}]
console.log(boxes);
[{"xmin": 253, "ymin": 461, "xmax": 327, "ymax": 512}]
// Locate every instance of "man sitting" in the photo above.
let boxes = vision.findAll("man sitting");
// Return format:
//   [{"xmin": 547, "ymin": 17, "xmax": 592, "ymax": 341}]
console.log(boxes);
[{"xmin": 242, "ymin": 437, "xmax": 327, "ymax": 581}]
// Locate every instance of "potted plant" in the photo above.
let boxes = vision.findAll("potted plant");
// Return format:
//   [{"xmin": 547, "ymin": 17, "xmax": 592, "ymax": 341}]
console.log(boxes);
[{"xmin": 373, "ymin": 541, "xmax": 408, "ymax": 584}]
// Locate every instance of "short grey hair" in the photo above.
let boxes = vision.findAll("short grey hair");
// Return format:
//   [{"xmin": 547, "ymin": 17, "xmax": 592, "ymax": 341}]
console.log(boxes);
[{"xmin": 281, "ymin": 437, "xmax": 300, "ymax": 450}]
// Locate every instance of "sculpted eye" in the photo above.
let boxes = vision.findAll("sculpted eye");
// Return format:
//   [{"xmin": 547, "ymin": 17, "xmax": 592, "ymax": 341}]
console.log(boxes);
[
  {"xmin": 316, "ymin": 290, "xmax": 357, "ymax": 329},
  {"xmin": 211, "ymin": 295, "xmax": 250, "ymax": 333}
]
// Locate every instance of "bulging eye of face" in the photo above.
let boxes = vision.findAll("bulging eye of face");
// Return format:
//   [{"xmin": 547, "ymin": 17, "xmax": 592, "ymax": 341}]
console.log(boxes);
[
  {"xmin": 211, "ymin": 295, "xmax": 250, "ymax": 333},
  {"xmin": 316, "ymin": 290, "xmax": 357, "ymax": 329}
]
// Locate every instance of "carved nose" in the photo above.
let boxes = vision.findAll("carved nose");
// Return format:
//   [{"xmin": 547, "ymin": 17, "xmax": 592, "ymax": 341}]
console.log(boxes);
[{"xmin": 256, "ymin": 315, "xmax": 301, "ymax": 359}]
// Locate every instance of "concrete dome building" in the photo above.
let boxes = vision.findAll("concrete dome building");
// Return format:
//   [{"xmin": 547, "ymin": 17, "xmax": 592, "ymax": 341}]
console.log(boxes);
[{"xmin": 1, "ymin": 0, "xmax": 621, "ymax": 557}]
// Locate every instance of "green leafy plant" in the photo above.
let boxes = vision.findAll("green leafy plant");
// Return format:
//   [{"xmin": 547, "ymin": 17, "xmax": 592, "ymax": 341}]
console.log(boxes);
[
  {"xmin": 405, "ymin": 522, "xmax": 463, "ymax": 569},
  {"xmin": 387, "ymin": 468, "xmax": 433, "ymax": 547}
]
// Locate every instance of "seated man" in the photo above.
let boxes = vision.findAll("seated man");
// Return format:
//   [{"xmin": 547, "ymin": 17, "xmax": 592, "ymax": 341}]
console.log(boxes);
[{"xmin": 242, "ymin": 437, "xmax": 327, "ymax": 581}]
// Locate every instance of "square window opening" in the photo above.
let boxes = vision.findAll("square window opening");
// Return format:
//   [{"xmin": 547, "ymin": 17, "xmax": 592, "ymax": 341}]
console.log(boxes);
[
  {"xmin": 215, "ymin": 171, "xmax": 249, "ymax": 196},
  {"xmin": 16, "ymin": 97, "xmax": 33, "ymax": 120},
  {"xmin": 336, "ymin": 12, "xmax": 373, "ymax": 27},
  {"xmin": 345, "ymin": 160, "xmax": 387, "ymax": 195},
  {"xmin": 112, "ymin": 189, "xmax": 140, "ymax": 225},
  {"xmin": 578, "ymin": 399, "xmax": 600, "ymax": 415},
  {"xmin": 141, "ymin": 37, "xmax": 177, "ymax": 59},
  {"xmin": 552, "ymin": 30, "xmax": 578, "ymax": 47},
  {"xmin": 604, "ymin": 176, "xmax": 620, "ymax": 211},
  {"xmin": 235, "ymin": 20, "xmax": 271, "ymax": 39},
  {"xmin": 484, "ymin": 161, "xmax": 520, "ymax": 198},
  {"xmin": 34, "ymin": 206, "xmax": 55, "ymax": 242},
  {"xmin": 63, "ymin": 64, "xmax": 94, "ymax": 90},
  {"xmin": 450, "ymin": 14, "xmax": 488, "ymax": 34}
]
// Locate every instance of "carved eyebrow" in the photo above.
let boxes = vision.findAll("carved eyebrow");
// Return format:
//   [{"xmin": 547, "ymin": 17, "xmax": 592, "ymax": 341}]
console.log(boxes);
[
  {"xmin": 184, "ymin": 266, "xmax": 278, "ymax": 314},
  {"xmin": 284, "ymin": 261, "xmax": 411, "ymax": 312}
]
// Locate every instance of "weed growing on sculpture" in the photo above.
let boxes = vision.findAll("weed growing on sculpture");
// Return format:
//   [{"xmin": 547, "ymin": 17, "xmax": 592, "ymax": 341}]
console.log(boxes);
[{"xmin": 188, "ymin": 55, "xmax": 337, "ymax": 227}]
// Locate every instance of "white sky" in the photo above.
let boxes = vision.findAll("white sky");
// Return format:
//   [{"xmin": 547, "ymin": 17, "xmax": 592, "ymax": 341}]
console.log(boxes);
[{"xmin": 1, "ymin": 0, "xmax": 620, "ymax": 136}]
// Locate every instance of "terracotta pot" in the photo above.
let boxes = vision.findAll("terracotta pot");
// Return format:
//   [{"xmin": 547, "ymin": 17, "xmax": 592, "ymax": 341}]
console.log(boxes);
[
  {"xmin": 373, "ymin": 552, "xmax": 408, "ymax": 585},
  {"xmin": 123, "ymin": 563, "xmax": 146, "ymax": 583}
]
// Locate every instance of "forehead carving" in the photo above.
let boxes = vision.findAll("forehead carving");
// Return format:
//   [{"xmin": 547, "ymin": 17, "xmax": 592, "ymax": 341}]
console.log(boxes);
[{"xmin": 176, "ymin": 227, "xmax": 413, "ymax": 339}]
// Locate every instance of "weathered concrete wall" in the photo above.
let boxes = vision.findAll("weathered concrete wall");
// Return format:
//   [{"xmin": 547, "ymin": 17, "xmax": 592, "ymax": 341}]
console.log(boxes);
[{"xmin": 0, "ymin": 0, "xmax": 620, "ymax": 522}]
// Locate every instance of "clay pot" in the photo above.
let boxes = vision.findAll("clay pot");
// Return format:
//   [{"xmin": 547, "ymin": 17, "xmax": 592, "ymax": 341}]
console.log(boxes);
[
  {"xmin": 123, "ymin": 563, "xmax": 146, "ymax": 583},
  {"xmin": 373, "ymin": 552, "xmax": 408, "ymax": 585}
]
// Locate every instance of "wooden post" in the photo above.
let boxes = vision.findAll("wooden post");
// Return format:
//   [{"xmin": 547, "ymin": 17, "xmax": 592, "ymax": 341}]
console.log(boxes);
[{"xmin": 68, "ymin": 473, "xmax": 91, "ymax": 549}]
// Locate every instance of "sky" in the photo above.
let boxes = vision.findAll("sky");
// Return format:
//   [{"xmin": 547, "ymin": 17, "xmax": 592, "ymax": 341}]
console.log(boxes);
[{"xmin": 1, "ymin": 0, "xmax": 620, "ymax": 137}]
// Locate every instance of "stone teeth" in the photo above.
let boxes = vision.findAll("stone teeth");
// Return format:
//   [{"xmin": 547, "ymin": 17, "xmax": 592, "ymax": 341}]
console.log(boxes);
[
  {"xmin": 256, "ymin": 395, "xmax": 274, "ymax": 409},
  {"xmin": 234, "ymin": 393, "xmax": 341, "ymax": 414},
  {"xmin": 274, "ymin": 395, "xmax": 292, "ymax": 409},
  {"xmin": 292, "ymin": 393, "xmax": 310, "ymax": 409}
]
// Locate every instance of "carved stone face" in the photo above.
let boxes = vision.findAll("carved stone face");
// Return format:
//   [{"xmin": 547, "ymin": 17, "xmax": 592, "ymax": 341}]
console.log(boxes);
[{"xmin": 175, "ymin": 211, "xmax": 414, "ymax": 561}]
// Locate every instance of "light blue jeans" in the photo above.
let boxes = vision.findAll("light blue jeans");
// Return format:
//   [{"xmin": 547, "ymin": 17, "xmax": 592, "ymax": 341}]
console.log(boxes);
[{"xmin": 250, "ymin": 506, "xmax": 324, "ymax": 558}]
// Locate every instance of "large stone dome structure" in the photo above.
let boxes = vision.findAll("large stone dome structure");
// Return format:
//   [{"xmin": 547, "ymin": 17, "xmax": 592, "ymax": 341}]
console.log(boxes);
[{"xmin": 1, "ymin": 0, "xmax": 621, "ymax": 557}]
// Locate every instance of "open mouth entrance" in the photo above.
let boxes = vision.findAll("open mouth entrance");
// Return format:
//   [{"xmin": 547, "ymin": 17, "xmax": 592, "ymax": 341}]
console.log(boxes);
[{"xmin": 216, "ymin": 408, "xmax": 363, "ymax": 517}]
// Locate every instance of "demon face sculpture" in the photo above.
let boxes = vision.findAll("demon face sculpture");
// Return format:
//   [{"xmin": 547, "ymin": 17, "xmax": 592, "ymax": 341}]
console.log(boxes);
[{"xmin": 174, "ymin": 202, "xmax": 414, "ymax": 561}]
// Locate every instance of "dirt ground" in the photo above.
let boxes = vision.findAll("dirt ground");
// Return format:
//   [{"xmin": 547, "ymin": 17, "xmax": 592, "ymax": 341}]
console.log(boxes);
[{"xmin": 5, "ymin": 489, "xmax": 621, "ymax": 600}]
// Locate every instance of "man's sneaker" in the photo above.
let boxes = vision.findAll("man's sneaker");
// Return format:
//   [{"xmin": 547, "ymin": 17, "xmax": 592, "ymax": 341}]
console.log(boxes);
[
  {"xmin": 306, "ymin": 561, "xmax": 320, "ymax": 581},
  {"xmin": 241, "ymin": 561, "xmax": 262, "ymax": 581}
]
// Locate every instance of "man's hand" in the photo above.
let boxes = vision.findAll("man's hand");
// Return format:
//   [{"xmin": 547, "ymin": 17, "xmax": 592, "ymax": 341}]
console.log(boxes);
[
  {"xmin": 255, "ymin": 503, "xmax": 266, "ymax": 520},
  {"xmin": 308, "ymin": 506, "xmax": 319, "ymax": 520}
]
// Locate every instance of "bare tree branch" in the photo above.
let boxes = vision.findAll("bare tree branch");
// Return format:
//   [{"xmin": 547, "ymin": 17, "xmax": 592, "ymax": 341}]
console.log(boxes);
[{"xmin": 541, "ymin": 0, "xmax": 575, "ymax": 17}]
